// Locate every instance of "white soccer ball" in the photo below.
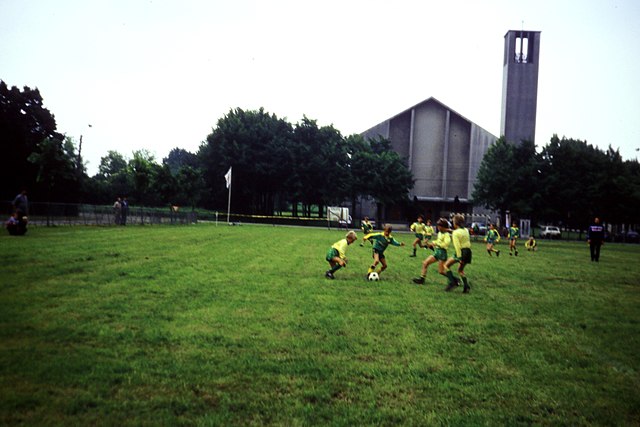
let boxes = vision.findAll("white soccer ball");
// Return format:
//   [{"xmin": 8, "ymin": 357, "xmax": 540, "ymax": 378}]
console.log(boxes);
[{"xmin": 368, "ymin": 272, "xmax": 380, "ymax": 281}]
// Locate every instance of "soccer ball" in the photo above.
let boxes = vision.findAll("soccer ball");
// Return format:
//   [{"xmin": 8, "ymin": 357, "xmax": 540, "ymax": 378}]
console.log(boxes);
[{"xmin": 368, "ymin": 272, "xmax": 380, "ymax": 281}]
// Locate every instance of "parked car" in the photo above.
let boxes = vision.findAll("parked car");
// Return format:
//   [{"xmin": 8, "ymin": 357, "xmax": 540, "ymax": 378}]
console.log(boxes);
[
  {"xmin": 540, "ymin": 226, "xmax": 561, "ymax": 239},
  {"xmin": 470, "ymin": 222, "xmax": 487, "ymax": 236},
  {"xmin": 615, "ymin": 230, "xmax": 639, "ymax": 243}
]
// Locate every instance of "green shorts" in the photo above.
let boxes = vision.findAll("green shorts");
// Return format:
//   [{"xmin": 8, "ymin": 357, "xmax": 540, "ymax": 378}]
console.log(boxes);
[
  {"xmin": 414, "ymin": 233, "xmax": 425, "ymax": 239},
  {"xmin": 434, "ymin": 248, "xmax": 447, "ymax": 262},
  {"xmin": 454, "ymin": 248, "xmax": 472, "ymax": 264},
  {"xmin": 373, "ymin": 249, "xmax": 386, "ymax": 260},
  {"xmin": 325, "ymin": 248, "xmax": 339, "ymax": 261}
]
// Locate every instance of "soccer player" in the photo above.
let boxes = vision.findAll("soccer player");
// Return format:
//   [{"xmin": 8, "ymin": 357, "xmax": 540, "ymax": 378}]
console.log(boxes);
[
  {"xmin": 443, "ymin": 214, "xmax": 472, "ymax": 293},
  {"xmin": 325, "ymin": 231, "xmax": 358, "ymax": 279},
  {"xmin": 409, "ymin": 215, "xmax": 428, "ymax": 257},
  {"xmin": 525, "ymin": 236, "xmax": 537, "ymax": 251},
  {"xmin": 412, "ymin": 218, "xmax": 452, "ymax": 285},
  {"xmin": 364, "ymin": 224, "xmax": 405, "ymax": 278},
  {"xmin": 508, "ymin": 222, "xmax": 520, "ymax": 256},
  {"xmin": 485, "ymin": 223, "xmax": 501, "ymax": 256},
  {"xmin": 424, "ymin": 219, "xmax": 434, "ymax": 246},
  {"xmin": 360, "ymin": 217, "xmax": 373, "ymax": 246}
]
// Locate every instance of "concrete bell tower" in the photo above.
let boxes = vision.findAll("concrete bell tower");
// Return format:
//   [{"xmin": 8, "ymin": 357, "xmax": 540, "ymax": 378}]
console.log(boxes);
[{"xmin": 500, "ymin": 30, "xmax": 541, "ymax": 145}]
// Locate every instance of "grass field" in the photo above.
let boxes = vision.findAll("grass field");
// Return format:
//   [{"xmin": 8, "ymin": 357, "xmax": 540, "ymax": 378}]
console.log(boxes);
[{"xmin": 1, "ymin": 224, "xmax": 639, "ymax": 426}]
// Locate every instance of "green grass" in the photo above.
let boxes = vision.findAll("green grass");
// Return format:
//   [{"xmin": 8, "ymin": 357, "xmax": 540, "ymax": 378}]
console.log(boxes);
[{"xmin": 1, "ymin": 224, "xmax": 639, "ymax": 426}]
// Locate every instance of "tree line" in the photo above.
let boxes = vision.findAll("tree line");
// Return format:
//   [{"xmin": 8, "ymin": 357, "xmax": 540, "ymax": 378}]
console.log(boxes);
[
  {"xmin": 472, "ymin": 137, "xmax": 640, "ymax": 229},
  {"xmin": 3, "ymin": 80, "xmax": 639, "ymax": 227},
  {"xmin": 1, "ymin": 82, "xmax": 412, "ymax": 219}
]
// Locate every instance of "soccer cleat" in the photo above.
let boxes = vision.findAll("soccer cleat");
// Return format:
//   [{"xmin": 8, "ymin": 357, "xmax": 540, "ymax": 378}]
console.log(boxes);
[
  {"xmin": 325, "ymin": 271, "xmax": 334, "ymax": 279},
  {"xmin": 496, "ymin": 250, "xmax": 501, "ymax": 257},
  {"xmin": 409, "ymin": 254, "xmax": 416, "ymax": 257},
  {"xmin": 412, "ymin": 277, "xmax": 425, "ymax": 285},
  {"xmin": 463, "ymin": 284, "xmax": 470, "ymax": 293},
  {"xmin": 444, "ymin": 282, "xmax": 458, "ymax": 292},
  {"xmin": 515, "ymin": 250, "xmax": 518, "ymax": 256}
]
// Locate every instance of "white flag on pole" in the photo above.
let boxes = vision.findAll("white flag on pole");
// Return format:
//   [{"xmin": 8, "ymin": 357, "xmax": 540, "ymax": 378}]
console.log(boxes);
[{"xmin": 224, "ymin": 167, "xmax": 232, "ymax": 189}]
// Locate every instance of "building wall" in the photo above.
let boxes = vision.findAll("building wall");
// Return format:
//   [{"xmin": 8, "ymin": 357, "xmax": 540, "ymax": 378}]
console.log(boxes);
[
  {"xmin": 468, "ymin": 124, "xmax": 496, "ymax": 199},
  {"xmin": 361, "ymin": 98, "xmax": 497, "ymax": 222},
  {"xmin": 411, "ymin": 102, "xmax": 446, "ymax": 197},
  {"xmin": 388, "ymin": 111, "xmax": 411, "ymax": 161},
  {"xmin": 445, "ymin": 113, "xmax": 471, "ymax": 199}
]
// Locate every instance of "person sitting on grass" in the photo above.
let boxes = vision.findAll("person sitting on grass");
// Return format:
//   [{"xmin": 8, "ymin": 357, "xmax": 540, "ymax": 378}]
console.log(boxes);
[
  {"xmin": 6, "ymin": 212, "xmax": 27, "ymax": 236},
  {"xmin": 443, "ymin": 214, "xmax": 472, "ymax": 293},
  {"xmin": 412, "ymin": 218, "xmax": 452, "ymax": 285},
  {"xmin": 525, "ymin": 236, "xmax": 537, "ymax": 251},
  {"xmin": 325, "ymin": 231, "xmax": 358, "ymax": 279},
  {"xmin": 364, "ymin": 224, "xmax": 405, "ymax": 279}
]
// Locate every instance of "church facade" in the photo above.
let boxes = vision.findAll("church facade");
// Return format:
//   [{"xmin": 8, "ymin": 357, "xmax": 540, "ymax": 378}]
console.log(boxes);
[{"xmin": 359, "ymin": 97, "xmax": 496, "ymax": 222}]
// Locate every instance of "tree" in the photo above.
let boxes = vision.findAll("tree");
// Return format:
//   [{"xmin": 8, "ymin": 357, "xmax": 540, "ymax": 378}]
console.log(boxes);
[
  {"xmin": 163, "ymin": 148, "xmax": 200, "ymax": 174},
  {"xmin": 97, "ymin": 150, "xmax": 128, "ymax": 178},
  {"xmin": 87, "ymin": 151, "xmax": 132, "ymax": 204},
  {"xmin": 27, "ymin": 136, "xmax": 80, "ymax": 203},
  {"xmin": 0, "ymin": 81, "xmax": 62, "ymax": 200},
  {"xmin": 175, "ymin": 165, "xmax": 205, "ymax": 209},
  {"xmin": 289, "ymin": 117, "xmax": 348, "ymax": 217},
  {"xmin": 472, "ymin": 137, "xmax": 542, "ymax": 221},
  {"xmin": 364, "ymin": 136, "xmax": 414, "ymax": 221},
  {"xmin": 129, "ymin": 150, "xmax": 159, "ymax": 205},
  {"xmin": 199, "ymin": 108, "xmax": 294, "ymax": 214}
]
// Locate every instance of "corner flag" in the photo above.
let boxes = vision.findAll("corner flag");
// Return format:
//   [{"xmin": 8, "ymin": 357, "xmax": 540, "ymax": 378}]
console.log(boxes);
[
  {"xmin": 224, "ymin": 167, "xmax": 232, "ymax": 189},
  {"xmin": 224, "ymin": 166, "xmax": 232, "ymax": 223}
]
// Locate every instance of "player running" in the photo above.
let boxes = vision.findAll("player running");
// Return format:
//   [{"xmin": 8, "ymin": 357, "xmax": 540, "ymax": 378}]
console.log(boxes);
[
  {"xmin": 325, "ymin": 231, "xmax": 358, "ymax": 279},
  {"xmin": 443, "ymin": 214, "xmax": 472, "ymax": 293},
  {"xmin": 364, "ymin": 224, "xmax": 405, "ymax": 279},
  {"xmin": 409, "ymin": 215, "xmax": 428, "ymax": 257},
  {"xmin": 360, "ymin": 217, "xmax": 374, "ymax": 246},
  {"xmin": 508, "ymin": 222, "xmax": 520, "ymax": 256},
  {"xmin": 485, "ymin": 223, "xmax": 501, "ymax": 256},
  {"xmin": 412, "ymin": 218, "xmax": 452, "ymax": 285}
]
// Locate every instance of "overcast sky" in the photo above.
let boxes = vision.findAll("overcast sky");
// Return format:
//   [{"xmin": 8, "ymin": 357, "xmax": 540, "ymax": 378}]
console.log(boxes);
[{"xmin": 2, "ymin": 0, "xmax": 639, "ymax": 175}]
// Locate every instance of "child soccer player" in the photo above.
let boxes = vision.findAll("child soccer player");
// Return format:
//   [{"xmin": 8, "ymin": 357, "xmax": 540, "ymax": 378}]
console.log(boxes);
[
  {"xmin": 325, "ymin": 231, "xmax": 358, "ymax": 279},
  {"xmin": 525, "ymin": 236, "xmax": 537, "ymax": 251},
  {"xmin": 364, "ymin": 224, "xmax": 405, "ymax": 278},
  {"xmin": 485, "ymin": 223, "xmax": 501, "ymax": 256},
  {"xmin": 360, "ymin": 217, "xmax": 373, "ymax": 246},
  {"xmin": 424, "ymin": 219, "xmax": 434, "ymax": 244},
  {"xmin": 412, "ymin": 218, "xmax": 452, "ymax": 285},
  {"xmin": 508, "ymin": 222, "xmax": 520, "ymax": 256},
  {"xmin": 444, "ymin": 214, "xmax": 472, "ymax": 293},
  {"xmin": 409, "ymin": 215, "xmax": 428, "ymax": 257}
]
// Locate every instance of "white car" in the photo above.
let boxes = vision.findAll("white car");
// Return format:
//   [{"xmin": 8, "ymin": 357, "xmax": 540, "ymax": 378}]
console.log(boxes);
[{"xmin": 540, "ymin": 226, "xmax": 561, "ymax": 239}]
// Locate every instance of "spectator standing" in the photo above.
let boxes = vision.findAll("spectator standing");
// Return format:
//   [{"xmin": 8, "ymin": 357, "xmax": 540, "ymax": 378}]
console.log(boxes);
[
  {"xmin": 113, "ymin": 197, "xmax": 122, "ymax": 225},
  {"xmin": 13, "ymin": 189, "xmax": 29, "ymax": 217},
  {"xmin": 587, "ymin": 217, "xmax": 605, "ymax": 262},
  {"xmin": 121, "ymin": 197, "xmax": 129, "ymax": 225}
]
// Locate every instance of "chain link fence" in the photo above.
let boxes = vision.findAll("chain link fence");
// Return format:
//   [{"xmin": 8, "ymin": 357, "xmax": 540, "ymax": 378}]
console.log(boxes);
[{"xmin": 2, "ymin": 201, "xmax": 197, "ymax": 227}]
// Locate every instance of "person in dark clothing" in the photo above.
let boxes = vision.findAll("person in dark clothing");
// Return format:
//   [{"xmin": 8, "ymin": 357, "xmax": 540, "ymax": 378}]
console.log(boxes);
[
  {"xmin": 121, "ymin": 197, "xmax": 129, "ymax": 225},
  {"xmin": 587, "ymin": 217, "xmax": 605, "ymax": 262},
  {"xmin": 13, "ymin": 189, "xmax": 29, "ymax": 217}
]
